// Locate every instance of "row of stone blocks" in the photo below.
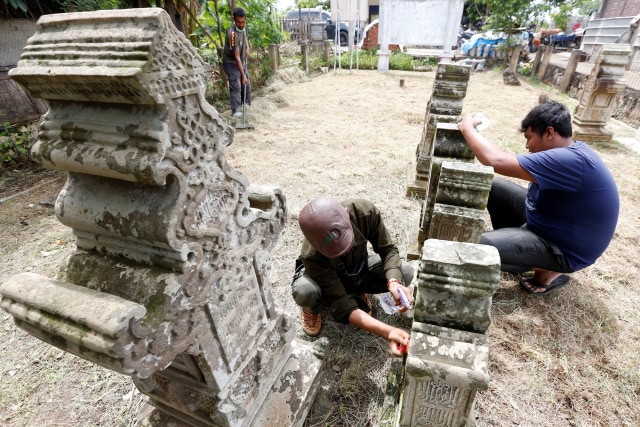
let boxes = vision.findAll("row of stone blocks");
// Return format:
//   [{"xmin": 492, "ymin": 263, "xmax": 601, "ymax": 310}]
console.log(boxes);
[{"xmin": 385, "ymin": 61, "xmax": 500, "ymax": 426}]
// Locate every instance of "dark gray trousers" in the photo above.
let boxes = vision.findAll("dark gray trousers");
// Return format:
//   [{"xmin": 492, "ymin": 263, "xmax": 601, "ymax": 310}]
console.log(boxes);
[
  {"xmin": 222, "ymin": 61, "xmax": 251, "ymax": 114},
  {"xmin": 291, "ymin": 253, "xmax": 414, "ymax": 312},
  {"xmin": 480, "ymin": 177, "xmax": 572, "ymax": 274}
]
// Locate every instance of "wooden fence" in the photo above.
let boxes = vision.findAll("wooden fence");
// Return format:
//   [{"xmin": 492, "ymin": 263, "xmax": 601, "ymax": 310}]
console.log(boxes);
[{"xmin": 279, "ymin": 18, "xmax": 328, "ymax": 44}]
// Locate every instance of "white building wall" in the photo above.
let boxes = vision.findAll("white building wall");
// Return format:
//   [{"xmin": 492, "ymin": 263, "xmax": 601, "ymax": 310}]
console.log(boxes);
[
  {"xmin": 380, "ymin": 0, "xmax": 463, "ymax": 47},
  {"xmin": 377, "ymin": 0, "xmax": 464, "ymax": 72},
  {"xmin": 330, "ymin": 0, "xmax": 369, "ymax": 22}
]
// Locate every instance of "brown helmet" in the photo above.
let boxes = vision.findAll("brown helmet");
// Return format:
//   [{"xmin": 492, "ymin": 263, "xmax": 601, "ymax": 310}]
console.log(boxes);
[{"xmin": 299, "ymin": 197, "xmax": 354, "ymax": 258}]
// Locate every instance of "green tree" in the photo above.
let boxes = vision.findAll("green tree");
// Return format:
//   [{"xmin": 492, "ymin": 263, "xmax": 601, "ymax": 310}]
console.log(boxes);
[
  {"xmin": 470, "ymin": 0, "xmax": 541, "ymax": 30},
  {"xmin": 547, "ymin": 0, "xmax": 601, "ymax": 16},
  {"xmin": 195, "ymin": 0, "xmax": 282, "ymax": 51},
  {"xmin": 57, "ymin": 0, "xmax": 126, "ymax": 12},
  {"xmin": 295, "ymin": 0, "xmax": 329, "ymax": 11},
  {"xmin": 465, "ymin": 0, "xmax": 602, "ymax": 30},
  {"xmin": 546, "ymin": 0, "xmax": 602, "ymax": 30}
]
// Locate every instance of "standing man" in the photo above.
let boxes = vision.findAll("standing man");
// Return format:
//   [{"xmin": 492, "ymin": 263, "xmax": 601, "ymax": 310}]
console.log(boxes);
[
  {"xmin": 291, "ymin": 197, "xmax": 414, "ymax": 356},
  {"xmin": 458, "ymin": 99, "xmax": 619, "ymax": 296},
  {"xmin": 222, "ymin": 7, "xmax": 251, "ymax": 118}
]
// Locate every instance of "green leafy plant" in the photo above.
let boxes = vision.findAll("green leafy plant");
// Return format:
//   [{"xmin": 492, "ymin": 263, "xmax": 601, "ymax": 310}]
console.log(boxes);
[
  {"xmin": 56, "ymin": 0, "xmax": 125, "ymax": 12},
  {"xmin": 517, "ymin": 62, "xmax": 533, "ymax": 76},
  {"xmin": 0, "ymin": 121, "xmax": 31, "ymax": 166},
  {"xmin": 334, "ymin": 49, "xmax": 436, "ymax": 71},
  {"xmin": 194, "ymin": 0, "xmax": 283, "ymax": 52}
]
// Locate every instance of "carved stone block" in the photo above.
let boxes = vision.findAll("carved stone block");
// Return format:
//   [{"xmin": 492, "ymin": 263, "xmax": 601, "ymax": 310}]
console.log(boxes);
[
  {"xmin": 436, "ymin": 161, "xmax": 494, "ymax": 210},
  {"xmin": 432, "ymin": 123, "xmax": 475, "ymax": 160},
  {"xmin": 399, "ymin": 322, "xmax": 489, "ymax": 427},
  {"xmin": 428, "ymin": 204, "xmax": 485, "ymax": 243},
  {"xmin": 415, "ymin": 239, "xmax": 500, "ymax": 333},
  {"xmin": 411, "ymin": 64, "xmax": 471, "ymax": 197},
  {"xmin": 573, "ymin": 44, "xmax": 631, "ymax": 142},
  {"xmin": 1, "ymin": 9, "xmax": 324, "ymax": 426}
]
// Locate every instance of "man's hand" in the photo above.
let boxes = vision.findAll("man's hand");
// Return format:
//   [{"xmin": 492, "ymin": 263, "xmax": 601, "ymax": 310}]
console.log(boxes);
[
  {"xmin": 458, "ymin": 112, "xmax": 482, "ymax": 132},
  {"xmin": 388, "ymin": 327, "xmax": 410, "ymax": 357},
  {"xmin": 458, "ymin": 112, "xmax": 533, "ymax": 181},
  {"xmin": 387, "ymin": 278, "xmax": 413, "ymax": 313},
  {"xmin": 347, "ymin": 309, "xmax": 410, "ymax": 357}
]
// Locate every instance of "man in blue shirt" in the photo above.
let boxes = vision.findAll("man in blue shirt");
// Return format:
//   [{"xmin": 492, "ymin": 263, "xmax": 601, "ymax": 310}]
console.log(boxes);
[{"xmin": 458, "ymin": 99, "xmax": 619, "ymax": 295}]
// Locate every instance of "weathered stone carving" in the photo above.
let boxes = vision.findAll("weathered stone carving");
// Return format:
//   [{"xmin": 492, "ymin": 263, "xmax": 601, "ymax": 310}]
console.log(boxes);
[
  {"xmin": 393, "ymin": 240, "xmax": 499, "ymax": 427},
  {"xmin": 428, "ymin": 161, "xmax": 493, "ymax": 243},
  {"xmin": 1, "ymin": 9, "xmax": 324, "ymax": 426},
  {"xmin": 406, "ymin": 65, "xmax": 479, "ymax": 260},
  {"xmin": 400, "ymin": 322, "xmax": 491, "ymax": 427},
  {"xmin": 407, "ymin": 64, "xmax": 471, "ymax": 198},
  {"xmin": 573, "ymin": 44, "xmax": 630, "ymax": 142},
  {"xmin": 429, "ymin": 204, "xmax": 486, "ymax": 243},
  {"xmin": 414, "ymin": 240, "xmax": 500, "ymax": 334},
  {"xmin": 408, "ymin": 120, "xmax": 490, "ymax": 260},
  {"xmin": 390, "ymin": 64, "xmax": 499, "ymax": 427}
]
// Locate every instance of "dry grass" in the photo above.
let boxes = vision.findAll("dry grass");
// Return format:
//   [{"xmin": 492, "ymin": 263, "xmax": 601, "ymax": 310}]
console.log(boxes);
[{"xmin": 1, "ymin": 61, "xmax": 639, "ymax": 426}]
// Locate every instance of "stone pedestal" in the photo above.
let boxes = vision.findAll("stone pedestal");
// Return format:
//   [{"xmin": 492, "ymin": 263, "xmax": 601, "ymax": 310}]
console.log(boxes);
[
  {"xmin": 399, "ymin": 322, "xmax": 490, "ymax": 427},
  {"xmin": 378, "ymin": 49, "xmax": 391, "ymax": 73},
  {"xmin": 419, "ymin": 156, "xmax": 472, "ymax": 235},
  {"xmin": 433, "ymin": 161, "xmax": 493, "ymax": 209},
  {"xmin": 415, "ymin": 240, "xmax": 500, "ymax": 334},
  {"xmin": 0, "ymin": 9, "xmax": 324, "ymax": 426},
  {"xmin": 391, "ymin": 239, "xmax": 499, "ymax": 426},
  {"xmin": 428, "ymin": 161, "xmax": 493, "ymax": 243},
  {"xmin": 419, "ymin": 124, "xmax": 475, "ymax": 231},
  {"xmin": 573, "ymin": 44, "xmax": 630, "ymax": 143}
]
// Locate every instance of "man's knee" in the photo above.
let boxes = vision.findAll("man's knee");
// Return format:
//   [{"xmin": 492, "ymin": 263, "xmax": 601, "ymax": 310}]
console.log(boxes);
[
  {"xmin": 291, "ymin": 275, "xmax": 322, "ymax": 309},
  {"xmin": 479, "ymin": 232, "xmax": 493, "ymax": 246},
  {"xmin": 480, "ymin": 229, "xmax": 520, "ymax": 249}
]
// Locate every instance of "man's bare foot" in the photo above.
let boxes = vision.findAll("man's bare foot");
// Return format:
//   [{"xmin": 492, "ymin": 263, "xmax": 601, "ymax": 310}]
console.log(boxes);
[
  {"xmin": 531, "ymin": 268, "xmax": 564, "ymax": 286},
  {"xmin": 519, "ymin": 269, "xmax": 572, "ymax": 296}
]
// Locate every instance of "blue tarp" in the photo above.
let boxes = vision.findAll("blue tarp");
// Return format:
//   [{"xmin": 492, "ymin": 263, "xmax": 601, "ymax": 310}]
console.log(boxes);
[
  {"xmin": 550, "ymin": 34, "xmax": 576, "ymax": 44},
  {"xmin": 461, "ymin": 34, "xmax": 505, "ymax": 55}
]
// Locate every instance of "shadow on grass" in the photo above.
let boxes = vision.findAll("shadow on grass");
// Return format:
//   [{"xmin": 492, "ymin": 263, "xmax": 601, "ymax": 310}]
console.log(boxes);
[{"xmin": 491, "ymin": 273, "xmax": 619, "ymax": 359}]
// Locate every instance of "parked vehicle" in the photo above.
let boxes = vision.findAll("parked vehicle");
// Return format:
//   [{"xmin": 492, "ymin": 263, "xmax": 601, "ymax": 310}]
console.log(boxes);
[{"xmin": 283, "ymin": 8, "xmax": 353, "ymax": 46}]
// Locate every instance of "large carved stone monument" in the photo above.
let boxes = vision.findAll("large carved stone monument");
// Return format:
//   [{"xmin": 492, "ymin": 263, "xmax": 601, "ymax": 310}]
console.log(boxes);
[
  {"xmin": 0, "ymin": 9, "xmax": 325, "ymax": 426},
  {"xmin": 573, "ymin": 44, "xmax": 630, "ymax": 142}
]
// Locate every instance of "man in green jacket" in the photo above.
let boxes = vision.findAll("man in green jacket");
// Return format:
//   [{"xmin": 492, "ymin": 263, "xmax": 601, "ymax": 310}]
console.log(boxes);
[{"xmin": 291, "ymin": 197, "xmax": 414, "ymax": 356}]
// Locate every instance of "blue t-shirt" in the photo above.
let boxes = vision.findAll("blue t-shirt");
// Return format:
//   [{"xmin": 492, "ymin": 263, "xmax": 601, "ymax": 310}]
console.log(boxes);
[{"xmin": 517, "ymin": 142, "xmax": 619, "ymax": 271}]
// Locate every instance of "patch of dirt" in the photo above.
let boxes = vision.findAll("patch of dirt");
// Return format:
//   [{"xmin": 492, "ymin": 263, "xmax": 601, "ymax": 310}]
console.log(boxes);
[
  {"xmin": 0, "ymin": 166, "xmax": 65, "ymax": 200},
  {"xmin": 1, "ymin": 66, "xmax": 639, "ymax": 427}
]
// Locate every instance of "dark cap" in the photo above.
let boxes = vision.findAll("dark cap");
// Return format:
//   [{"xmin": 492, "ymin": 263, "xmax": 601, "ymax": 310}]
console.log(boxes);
[{"xmin": 299, "ymin": 197, "xmax": 354, "ymax": 258}]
